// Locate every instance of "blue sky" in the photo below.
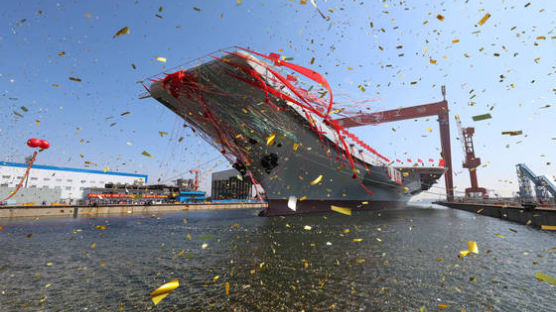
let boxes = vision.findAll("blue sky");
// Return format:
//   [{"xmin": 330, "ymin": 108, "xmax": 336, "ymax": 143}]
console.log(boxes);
[{"xmin": 1, "ymin": 0, "xmax": 554, "ymax": 196}]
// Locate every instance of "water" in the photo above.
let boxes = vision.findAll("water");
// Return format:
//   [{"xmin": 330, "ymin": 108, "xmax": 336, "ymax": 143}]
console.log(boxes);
[{"xmin": 0, "ymin": 205, "xmax": 554, "ymax": 311}]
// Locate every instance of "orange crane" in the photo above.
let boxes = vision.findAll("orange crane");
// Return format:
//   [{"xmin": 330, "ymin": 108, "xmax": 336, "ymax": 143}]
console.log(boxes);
[
  {"xmin": 189, "ymin": 170, "xmax": 201, "ymax": 191},
  {"xmin": 454, "ymin": 115, "xmax": 487, "ymax": 198}
]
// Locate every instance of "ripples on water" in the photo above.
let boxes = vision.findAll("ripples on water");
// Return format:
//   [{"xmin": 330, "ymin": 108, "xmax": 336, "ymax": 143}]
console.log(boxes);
[{"xmin": 0, "ymin": 205, "xmax": 554, "ymax": 311}]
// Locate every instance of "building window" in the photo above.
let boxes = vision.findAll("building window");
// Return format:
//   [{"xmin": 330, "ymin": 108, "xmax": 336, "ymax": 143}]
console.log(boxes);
[
  {"xmin": 90, "ymin": 181, "xmax": 95, "ymax": 184},
  {"xmin": 30, "ymin": 185, "xmax": 37, "ymax": 188},
  {"xmin": 81, "ymin": 180, "xmax": 86, "ymax": 183},
  {"xmin": 79, "ymin": 187, "xmax": 84, "ymax": 190},
  {"xmin": 1, "ymin": 175, "xmax": 10, "ymax": 179},
  {"xmin": 44, "ymin": 178, "xmax": 50, "ymax": 181},
  {"xmin": 65, "ymin": 186, "xmax": 72, "ymax": 190},
  {"xmin": 0, "ymin": 183, "xmax": 8, "ymax": 187},
  {"xmin": 56, "ymin": 179, "xmax": 62, "ymax": 182},
  {"xmin": 30, "ymin": 177, "xmax": 38, "ymax": 181},
  {"xmin": 67, "ymin": 179, "xmax": 73, "ymax": 182},
  {"xmin": 54, "ymin": 186, "xmax": 61, "ymax": 190}
]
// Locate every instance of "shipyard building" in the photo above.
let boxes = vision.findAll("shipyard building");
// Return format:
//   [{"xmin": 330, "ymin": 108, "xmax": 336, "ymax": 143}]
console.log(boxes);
[
  {"xmin": 211, "ymin": 169, "xmax": 252, "ymax": 200},
  {"xmin": 0, "ymin": 161, "xmax": 147, "ymax": 204}
]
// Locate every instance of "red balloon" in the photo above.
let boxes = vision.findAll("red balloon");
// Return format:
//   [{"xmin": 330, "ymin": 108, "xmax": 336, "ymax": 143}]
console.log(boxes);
[
  {"xmin": 38, "ymin": 140, "xmax": 50, "ymax": 149},
  {"xmin": 27, "ymin": 138, "xmax": 40, "ymax": 148}
]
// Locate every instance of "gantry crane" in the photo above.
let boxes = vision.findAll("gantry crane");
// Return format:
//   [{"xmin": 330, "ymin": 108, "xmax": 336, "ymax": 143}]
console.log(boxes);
[
  {"xmin": 516, "ymin": 163, "xmax": 556, "ymax": 205},
  {"xmin": 333, "ymin": 86, "xmax": 454, "ymax": 201},
  {"xmin": 454, "ymin": 115, "xmax": 487, "ymax": 198}
]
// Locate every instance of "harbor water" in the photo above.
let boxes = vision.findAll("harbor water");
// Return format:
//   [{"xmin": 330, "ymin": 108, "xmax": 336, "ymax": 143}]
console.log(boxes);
[{"xmin": 0, "ymin": 205, "xmax": 554, "ymax": 311}]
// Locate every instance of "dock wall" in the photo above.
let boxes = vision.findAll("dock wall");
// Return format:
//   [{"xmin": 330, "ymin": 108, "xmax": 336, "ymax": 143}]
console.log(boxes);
[
  {"xmin": 0, "ymin": 202, "xmax": 267, "ymax": 219},
  {"xmin": 437, "ymin": 201, "xmax": 556, "ymax": 229}
]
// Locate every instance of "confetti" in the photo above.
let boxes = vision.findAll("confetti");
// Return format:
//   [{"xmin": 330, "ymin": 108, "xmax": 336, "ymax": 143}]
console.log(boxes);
[
  {"xmin": 266, "ymin": 133, "xmax": 276, "ymax": 146},
  {"xmin": 141, "ymin": 151, "xmax": 153, "ymax": 158},
  {"xmin": 96, "ymin": 225, "xmax": 107, "ymax": 230},
  {"xmin": 58, "ymin": 51, "xmax": 65, "ymax": 56},
  {"xmin": 113, "ymin": 26, "xmax": 130, "ymax": 38},
  {"xmin": 225, "ymin": 282, "xmax": 230, "ymax": 295},
  {"xmin": 459, "ymin": 250, "xmax": 470, "ymax": 257},
  {"xmin": 120, "ymin": 112, "xmax": 130, "ymax": 116},
  {"xmin": 472, "ymin": 113, "xmax": 492, "ymax": 121},
  {"xmin": 501, "ymin": 130, "xmax": 522, "ymax": 136},
  {"xmin": 156, "ymin": 57, "xmax": 167, "ymax": 63},
  {"xmin": 91, "ymin": 243, "xmax": 96, "ymax": 248},
  {"xmin": 304, "ymin": 225, "xmax": 312, "ymax": 230},
  {"xmin": 436, "ymin": 14, "xmax": 444, "ymax": 21},
  {"xmin": 287, "ymin": 196, "xmax": 297, "ymax": 211},
  {"xmin": 310, "ymin": 175, "xmax": 323, "ymax": 185},
  {"xmin": 193, "ymin": 7, "xmax": 201, "ymax": 12},
  {"xmin": 535, "ymin": 272, "xmax": 556, "ymax": 285},
  {"xmin": 495, "ymin": 234, "xmax": 505, "ymax": 239},
  {"xmin": 201, "ymin": 243, "xmax": 208, "ymax": 249},
  {"xmin": 477, "ymin": 13, "xmax": 491, "ymax": 26},
  {"xmin": 293, "ymin": 143, "xmax": 300, "ymax": 151},
  {"xmin": 69, "ymin": 77, "xmax": 82, "ymax": 82},
  {"xmin": 541, "ymin": 225, "xmax": 556, "ymax": 231},
  {"xmin": 467, "ymin": 241, "xmax": 479, "ymax": 254},
  {"xmin": 330, "ymin": 205, "xmax": 352, "ymax": 216},
  {"xmin": 352, "ymin": 238, "xmax": 363, "ymax": 242},
  {"xmin": 151, "ymin": 279, "xmax": 179, "ymax": 305}
]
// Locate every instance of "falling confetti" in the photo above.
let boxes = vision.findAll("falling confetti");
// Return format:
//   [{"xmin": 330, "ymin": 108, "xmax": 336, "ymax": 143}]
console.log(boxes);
[
  {"xmin": 69, "ymin": 77, "xmax": 82, "ymax": 82},
  {"xmin": 113, "ymin": 26, "xmax": 130, "ymax": 38},
  {"xmin": 151, "ymin": 279, "xmax": 179, "ymax": 305},
  {"xmin": 310, "ymin": 175, "xmax": 323, "ymax": 185},
  {"xmin": 330, "ymin": 205, "xmax": 352, "ymax": 216},
  {"xmin": 141, "ymin": 151, "xmax": 153, "ymax": 158},
  {"xmin": 477, "ymin": 13, "xmax": 491, "ymax": 26},
  {"xmin": 266, "ymin": 133, "xmax": 276, "ymax": 146},
  {"xmin": 467, "ymin": 241, "xmax": 479, "ymax": 254},
  {"xmin": 304, "ymin": 225, "xmax": 312, "ymax": 230},
  {"xmin": 535, "ymin": 272, "xmax": 556, "ymax": 285},
  {"xmin": 472, "ymin": 113, "xmax": 492, "ymax": 121},
  {"xmin": 156, "ymin": 57, "xmax": 167, "ymax": 63}
]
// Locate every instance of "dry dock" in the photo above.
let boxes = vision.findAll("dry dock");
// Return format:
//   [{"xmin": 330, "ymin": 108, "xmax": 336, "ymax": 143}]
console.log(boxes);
[
  {"xmin": 0, "ymin": 202, "xmax": 267, "ymax": 219},
  {"xmin": 437, "ymin": 200, "xmax": 556, "ymax": 230}
]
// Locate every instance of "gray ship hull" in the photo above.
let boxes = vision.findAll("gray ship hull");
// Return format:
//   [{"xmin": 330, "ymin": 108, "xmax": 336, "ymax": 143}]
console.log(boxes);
[{"xmin": 147, "ymin": 51, "xmax": 444, "ymax": 215}]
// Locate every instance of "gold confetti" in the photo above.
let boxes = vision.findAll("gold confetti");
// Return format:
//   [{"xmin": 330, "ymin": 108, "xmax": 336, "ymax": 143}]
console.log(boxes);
[
  {"xmin": 266, "ymin": 133, "xmax": 276, "ymax": 146},
  {"xmin": 96, "ymin": 225, "xmax": 107, "ymax": 230},
  {"xmin": 536, "ymin": 36, "xmax": 546, "ymax": 40},
  {"xmin": 535, "ymin": 272, "xmax": 556, "ymax": 285},
  {"xmin": 156, "ymin": 56, "xmax": 167, "ymax": 63},
  {"xmin": 541, "ymin": 225, "xmax": 556, "ymax": 231},
  {"xmin": 352, "ymin": 238, "xmax": 363, "ymax": 242},
  {"xmin": 330, "ymin": 205, "xmax": 352, "ymax": 216},
  {"xmin": 304, "ymin": 225, "xmax": 312, "ymax": 230},
  {"xmin": 429, "ymin": 59, "xmax": 437, "ymax": 64},
  {"xmin": 69, "ymin": 77, "xmax": 82, "ymax": 82},
  {"xmin": 201, "ymin": 243, "xmax": 208, "ymax": 249},
  {"xmin": 225, "ymin": 282, "xmax": 230, "ymax": 295},
  {"xmin": 35, "ymin": 120, "xmax": 40, "ymax": 126},
  {"xmin": 495, "ymin": 234, "xmax": 505, "ymax": 239},
  {"xmin": 212, "ymin": 275, "xmax": 220, "ymax": 282},
  {"xmin": 310, "ymin": 175, "xmax": 323, "ymax": 185},
  {"xmin": 299, "ymin": 196, "xmax": 307, "ymax": 201},
  {"xmin": 113, "ymin": 26, "xmax": 130, "ymax": 38},
  {"xmin": 58, "ymin": 51, "xmax": 66, "ymax": 56},
  {"xmin": 193, "ymin": 7, "xmax": 201, "ymax": 12},
  {"xmin": 293, "ymin": 143, "xmax": 300, "ymax": 151},
  {"xmin": 438, "ymin": 304, "xmax": 448, "ymax": 309},
  {"xmin": 151, "ymin": 279, "xmax": 179, "ymax": 305},
  {"xmin": 141, "ymin": 151, "xmax": 153, "ymax": 158},
  {"xmin": 91, "ymin": 243, "xmax": 97, "ymax": 248},
  {"xmin": 436, "ymin": 14, "xmax": 444, "ymax": 21},
  {"xmin": 477, "ymin": 13, "xmax": 491, "ymax": 26},
  {"xmin": 459, "ymin": 250, "xmax": 470, "ymax": 257},
  {"xmin": 467, "ymin": 241, "xmax": 479, "ymax": 254}
]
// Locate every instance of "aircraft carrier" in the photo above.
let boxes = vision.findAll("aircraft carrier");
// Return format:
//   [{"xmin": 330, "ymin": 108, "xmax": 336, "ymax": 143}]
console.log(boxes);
[{"xmin": 145, "ymin": 49, "xmax": 444, "ymax": 215}]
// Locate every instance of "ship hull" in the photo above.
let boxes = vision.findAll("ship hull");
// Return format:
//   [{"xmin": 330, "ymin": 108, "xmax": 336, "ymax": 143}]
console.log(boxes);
[{"xmin": 147, "ymin": 50, "xmax": 444, "ymax": 216}]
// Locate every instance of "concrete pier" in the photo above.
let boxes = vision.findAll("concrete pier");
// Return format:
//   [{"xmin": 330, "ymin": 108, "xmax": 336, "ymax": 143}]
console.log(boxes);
[
  {"xmin": 437, "ymin": 201, "xmax": 556, "ymax": 229},
  {"xmin": 0, "ymin": 202, "xmax": 267, "ymax": 219}
]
